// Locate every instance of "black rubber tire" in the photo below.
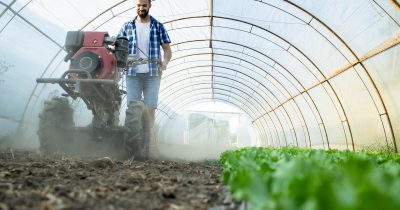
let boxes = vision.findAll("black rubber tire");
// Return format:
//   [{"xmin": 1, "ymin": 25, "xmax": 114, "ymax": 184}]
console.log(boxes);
[
  {"xmin": 123, "ymin": 101, "xmax": 150, "ymax": 160},
  {"xmin": 37, "ymin": 97, "xmax": 74, "ymax": 154}
]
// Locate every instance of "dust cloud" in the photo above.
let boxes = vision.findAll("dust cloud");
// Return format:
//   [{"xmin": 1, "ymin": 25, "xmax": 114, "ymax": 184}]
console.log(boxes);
[
  {"xmin": 0, "ymin": 113, "xmax": 248, "ymax": 162},
  {"xmin": 0, "ymin": 127, "xmax": 124, "ymax": 159},
  {"xmin": 154, "ymin": 121, "xmax": 240, "ymax": 161},
  {"xmin": 0, "ymin": 126, "xmax": 40, "ymax": 152},
  {"xmin": 155, "ymin": 140, "xmax": 234, "ymax": 162}
]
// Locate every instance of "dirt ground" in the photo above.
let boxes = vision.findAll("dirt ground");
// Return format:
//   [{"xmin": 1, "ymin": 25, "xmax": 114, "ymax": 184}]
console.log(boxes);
[{"xmin": 0, "ymin": 150, "xmax": 240, "ymax": 210}]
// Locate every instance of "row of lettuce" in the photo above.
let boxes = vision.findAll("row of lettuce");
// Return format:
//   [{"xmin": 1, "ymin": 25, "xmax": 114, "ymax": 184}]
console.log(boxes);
[{"xmin": 219, "ymin": 147, "xmax": 400, "ymax": 210}]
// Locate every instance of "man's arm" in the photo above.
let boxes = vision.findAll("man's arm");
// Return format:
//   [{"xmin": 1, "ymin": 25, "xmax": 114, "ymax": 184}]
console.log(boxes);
[{"xmin": 161, "ymin": 43, "xmax": 172, "ymax": 71}]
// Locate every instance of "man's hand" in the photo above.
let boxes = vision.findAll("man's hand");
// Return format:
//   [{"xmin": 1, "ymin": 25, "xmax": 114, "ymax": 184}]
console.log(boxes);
[
  {"xmin": 160, "ymin": 61, "xmax": 168, "ymax": 71},
  {"xmin": 161, "ymin": 43, "xmax": 171, "ymax": 72}
]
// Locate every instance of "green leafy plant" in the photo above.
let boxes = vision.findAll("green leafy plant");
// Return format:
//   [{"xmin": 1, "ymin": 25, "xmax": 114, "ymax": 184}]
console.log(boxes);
[{"xmin": 220, "ymin": 147, "xmax": 400, "ymax": 210}]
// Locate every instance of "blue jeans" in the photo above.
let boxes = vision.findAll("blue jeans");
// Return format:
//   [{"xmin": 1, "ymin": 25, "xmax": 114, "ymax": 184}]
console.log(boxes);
[{"xmin": 125, "ymin": 73, "xmax": 161, "ymax": 108}]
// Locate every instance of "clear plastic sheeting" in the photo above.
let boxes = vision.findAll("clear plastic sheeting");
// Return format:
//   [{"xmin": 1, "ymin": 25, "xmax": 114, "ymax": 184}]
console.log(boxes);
[{"xmin": 0, "ymin": 0, "xmax": 399, "ymax": 152}]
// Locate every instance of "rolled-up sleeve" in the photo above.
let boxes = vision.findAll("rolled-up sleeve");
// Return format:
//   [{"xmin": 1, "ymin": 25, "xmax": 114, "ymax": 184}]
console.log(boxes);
[
  {"xmin": 158, "ymin": 23, "xmax": 171, "ymax": 44},
  {"xmin": 117, "ymin": 23, "xmax": 127, "ymax": 38}
]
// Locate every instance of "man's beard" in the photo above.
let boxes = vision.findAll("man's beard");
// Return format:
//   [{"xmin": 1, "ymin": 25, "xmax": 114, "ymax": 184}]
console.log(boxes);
[{"xmin": 138, "ymin": 9, "xmax": 149, "ymax": 18}]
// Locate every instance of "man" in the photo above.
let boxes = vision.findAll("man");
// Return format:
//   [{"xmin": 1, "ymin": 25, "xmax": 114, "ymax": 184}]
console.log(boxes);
[{"xmin": 118, "ymin": 0, "xmax": 172, "ymax": 157}]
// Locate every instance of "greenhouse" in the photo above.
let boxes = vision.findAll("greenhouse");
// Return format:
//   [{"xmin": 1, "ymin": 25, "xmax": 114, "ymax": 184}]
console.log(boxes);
[{"xmin": 0, "ymin": 0, "xmax": 399, "ymax": 209}]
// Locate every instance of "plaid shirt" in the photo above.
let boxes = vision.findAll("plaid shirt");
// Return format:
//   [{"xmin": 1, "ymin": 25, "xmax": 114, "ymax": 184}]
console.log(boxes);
[{"xmin": 117, "ymin": 16, "xmax": 171, "ymax": 76}]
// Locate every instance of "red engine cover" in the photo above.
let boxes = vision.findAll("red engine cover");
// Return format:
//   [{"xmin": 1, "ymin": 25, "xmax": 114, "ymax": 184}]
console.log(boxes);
[{"xmin": 70, "ymin": 32, "xmax": 116, "ymax": 79}]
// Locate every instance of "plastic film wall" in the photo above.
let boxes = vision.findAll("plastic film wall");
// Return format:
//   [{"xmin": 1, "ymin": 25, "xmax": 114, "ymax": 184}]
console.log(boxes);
[{"xmin": 0, "ymin": 0, "xmax": 399, "ymax": 151}]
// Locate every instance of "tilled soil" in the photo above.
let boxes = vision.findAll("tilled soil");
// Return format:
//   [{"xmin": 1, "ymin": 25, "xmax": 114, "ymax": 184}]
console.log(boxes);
[{"xmin": 0, "ymin": 150, "xmax": 239, "ymax": 210}]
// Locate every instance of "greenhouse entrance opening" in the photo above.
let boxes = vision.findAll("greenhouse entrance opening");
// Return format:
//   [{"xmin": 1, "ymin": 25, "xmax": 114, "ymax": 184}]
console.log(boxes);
[{"xmin": 157, "ymin": 101, "xmax": 256, "ymax": 161}]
